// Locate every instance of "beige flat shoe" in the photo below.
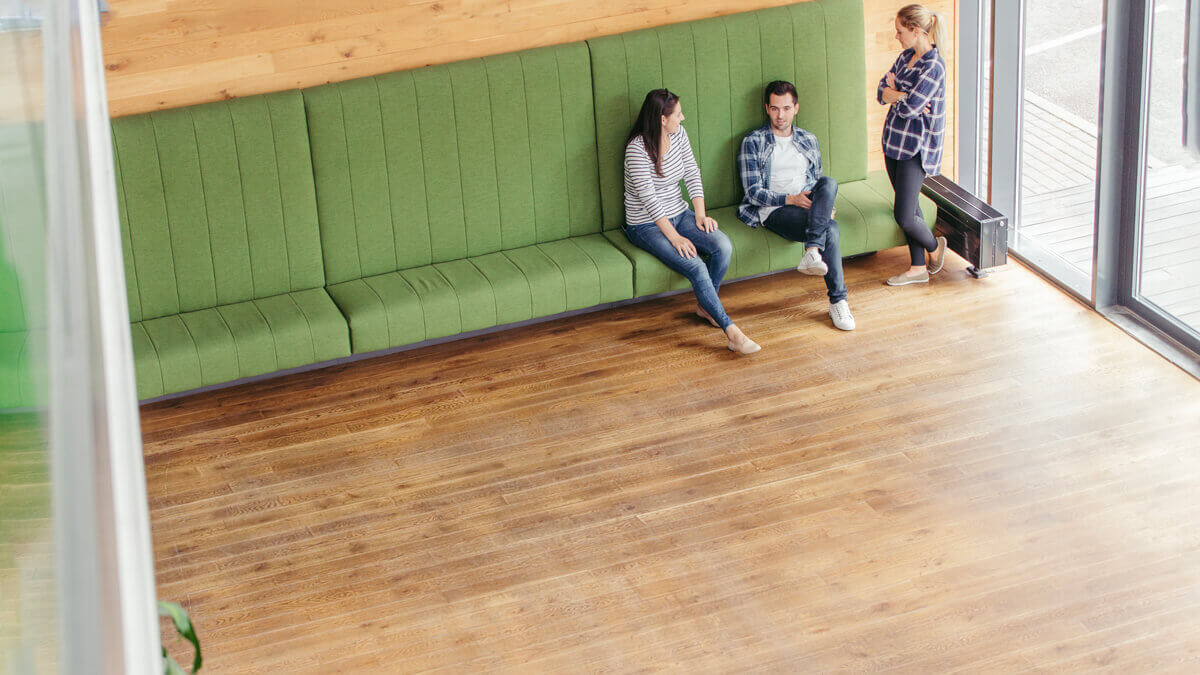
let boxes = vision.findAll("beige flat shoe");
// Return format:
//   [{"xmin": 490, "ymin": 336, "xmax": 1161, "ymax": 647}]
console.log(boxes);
[
  {"xmin": 728, "ymin": 338, "xmax": 761, "ymax": 355},
  {"xmin": 886, "ymin": 270, "xmax": 929, "ymax": 286},
  {"xmin": 927, "ymin": 236, "xmax": 948, "ymax": 274},
  {"xmin": 696, "ymin": 309, "xmax": 719, "ymax": 328}
]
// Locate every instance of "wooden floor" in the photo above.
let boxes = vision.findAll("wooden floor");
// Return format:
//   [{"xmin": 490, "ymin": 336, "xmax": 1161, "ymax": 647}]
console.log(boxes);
[
  {"xmin": 142, "ymin": 248, "xmax": 1200, "ymax": 673},
  {"xmin": 1021, "ymin": 94, "xmax": 1200, "ymax": 327}
]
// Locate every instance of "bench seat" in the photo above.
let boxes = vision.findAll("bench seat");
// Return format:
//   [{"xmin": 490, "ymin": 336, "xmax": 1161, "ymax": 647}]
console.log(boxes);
[
  {"xmin": 129, "ymin": 288, "xmax": 348, "ymax": 399},
  {"xmin": 328, "ymin": 234, "xmax": 633, "ymax": 354}
]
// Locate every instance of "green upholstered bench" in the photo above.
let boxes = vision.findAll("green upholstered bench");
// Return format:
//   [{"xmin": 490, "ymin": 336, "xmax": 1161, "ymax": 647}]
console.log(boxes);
[
  {"xmin": 301, "ymin": 44, "xmax": 633, "ymax": 355},
  {"xmin": 107, "ymin": 0, "xmax": 937, "ymax": 400},
  {"xmin": 590, "ymin": 0, "xmax": 937, "ymax": 296},
  {"xmin": 111, "ymin": 91, "xmax": 351, "ymax": 399}
]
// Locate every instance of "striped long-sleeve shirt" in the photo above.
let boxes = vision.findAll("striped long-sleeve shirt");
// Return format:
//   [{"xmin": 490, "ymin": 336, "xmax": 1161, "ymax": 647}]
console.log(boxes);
[
  {"xmin": 877, "ymin": 46, "xmax": 947, "ymax": 176},
  {"xmin": 623, "ymin": 126, "xmax": 705, "ymax": 226}
]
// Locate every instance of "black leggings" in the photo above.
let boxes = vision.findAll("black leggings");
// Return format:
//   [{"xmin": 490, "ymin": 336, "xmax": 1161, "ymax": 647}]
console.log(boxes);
[{"xmin": 885, "ymin": 154, "xmax": 937, "ymax": 266}]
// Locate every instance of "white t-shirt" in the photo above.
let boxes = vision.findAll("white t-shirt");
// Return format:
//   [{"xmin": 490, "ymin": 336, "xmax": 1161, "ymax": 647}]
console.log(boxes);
[{"xmin": 758, "ymin": 134, "xmax": 810, "ymax": 224}]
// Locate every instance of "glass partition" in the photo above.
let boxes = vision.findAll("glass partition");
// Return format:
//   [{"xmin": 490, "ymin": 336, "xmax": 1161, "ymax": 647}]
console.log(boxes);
[
  {"xmin": 2, "ymin": 0, "xmax": 159, "ymax": 671},
  {"xmin": 1, "ymin": 7, "xmax": 56, "ymax": 669},
  {"xmin": 1135, "ymin": 0, "xmax": 1200, "ymax": 338},
  {"xmin": 1014, "ymin": 0, "xmax": 1105, "ymax": 297}
]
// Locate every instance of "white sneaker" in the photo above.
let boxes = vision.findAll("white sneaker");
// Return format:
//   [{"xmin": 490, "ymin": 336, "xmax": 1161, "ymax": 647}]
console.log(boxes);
[
  {"xmin": 829, "ymin": 300, "xmax": 855, "ymax": 331},
  {"xmin": 797, "ymin": 248, "xmax": 828, "ymax": 276}
]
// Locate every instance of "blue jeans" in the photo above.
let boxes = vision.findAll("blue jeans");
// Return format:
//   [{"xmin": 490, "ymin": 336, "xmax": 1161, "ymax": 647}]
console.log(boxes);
[
  {"xmin": 762, "ymin": 176, "xmax": 848, "ymax": 304},
  {"xmin": 624, "ymin": 209, "xmax": 734, "ymax": 330}
]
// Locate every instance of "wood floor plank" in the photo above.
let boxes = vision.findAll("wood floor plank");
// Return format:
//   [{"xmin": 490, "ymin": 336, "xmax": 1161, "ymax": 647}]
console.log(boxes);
[{"xmin": 143, "ymin": 248, "xmax": 1200, "ymax": 672}]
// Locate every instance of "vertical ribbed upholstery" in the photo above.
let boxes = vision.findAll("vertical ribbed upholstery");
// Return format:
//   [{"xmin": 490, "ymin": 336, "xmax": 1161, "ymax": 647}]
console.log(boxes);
[
  {"xmin": 112, "ymin": 90, "xmax": 350, "ymax": 398},
  {"xmin": 305, "ymin": 42, "xmax": 633, "ymax": 354},
  {"xmin": 112, "ymin": 91, "xmax": 327, "ymax": 320},
  {"xmin": 304, "ymin": 42, "xmax": 604, "ymax": 284},
  {"xmin": 590, "ymin": 0, "xmax": 868, "ymax": 231}
]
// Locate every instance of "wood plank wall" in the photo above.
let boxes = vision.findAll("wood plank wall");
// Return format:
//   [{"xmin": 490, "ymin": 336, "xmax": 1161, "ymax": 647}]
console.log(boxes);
[{"xmin": 99, "ymin": 0, "xmax": 957, "ymax": 178}]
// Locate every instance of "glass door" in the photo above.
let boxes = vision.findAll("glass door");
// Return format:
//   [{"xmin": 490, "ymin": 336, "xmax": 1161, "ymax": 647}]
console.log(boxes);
[
  {"xmin": 1013, "ymin": 0, "xmax": 1106, "ymax": 298},
  {"xmin": 986, "ymin": 0, "xmax": 1199, "ymax": 369},
  {"xmin": 1134, "ymin": 0, "xmax": 1200, "ymax": 338}
]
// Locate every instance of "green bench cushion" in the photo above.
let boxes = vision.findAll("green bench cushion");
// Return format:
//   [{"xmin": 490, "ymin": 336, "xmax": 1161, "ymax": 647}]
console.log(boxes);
[
  {"xmin": 328, "ymin": 234, "xmax": 633, "ymax": 354},
  {"xmin": 589, "ymin": 0, "xmax": 868, "ymax": 230},
  {"xmin": 112, "ymin": 90, "xmax": 326, "ymax": 324},
  {"xmin": 611, "ymin": 171, "xmax": 937, "ymax": 297},
  {"xmin": 130, "ymin": 288, "xmax": 350, "ymax": 399},
  {"xmin": 304, "ymin": 42, "xmax": 604, "ymax": 285}
]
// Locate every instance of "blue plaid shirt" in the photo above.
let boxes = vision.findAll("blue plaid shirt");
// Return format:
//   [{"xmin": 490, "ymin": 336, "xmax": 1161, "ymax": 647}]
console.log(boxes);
[
  {"xmin": 877, "ymin": 46, "xmax": 946, "ymax": 176},
  {"xmin": 736, "ymin": 124, "xmax": 823, "ymax": 227}
]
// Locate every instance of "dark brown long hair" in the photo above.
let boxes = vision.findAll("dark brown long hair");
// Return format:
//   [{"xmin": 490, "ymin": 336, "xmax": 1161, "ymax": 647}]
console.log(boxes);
[{"xmin": 626, "ymin": 88, "xmax": 679, "ymax": 177}]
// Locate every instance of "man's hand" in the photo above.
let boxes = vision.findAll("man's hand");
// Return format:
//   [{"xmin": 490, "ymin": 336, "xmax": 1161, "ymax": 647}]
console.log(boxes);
[
  {"xmin": 886, "ymin": 72, "xmax": 897, "ymax": 89},
  {"xmin": 881, "ymin": 87, "xmax": 906, "ymax": 104},
  {"xmin": 668, "ymin": 234, "xmax": 698, "ymax": 259},
  {"xmin": 786, "ymin": 192, "xmax": 813, "ymax": 209}
]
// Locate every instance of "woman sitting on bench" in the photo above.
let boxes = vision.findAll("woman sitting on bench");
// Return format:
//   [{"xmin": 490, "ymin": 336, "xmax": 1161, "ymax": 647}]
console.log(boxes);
[{"xmin": 622, "ymin": 89, "xmax": 761, "ymax": 355}]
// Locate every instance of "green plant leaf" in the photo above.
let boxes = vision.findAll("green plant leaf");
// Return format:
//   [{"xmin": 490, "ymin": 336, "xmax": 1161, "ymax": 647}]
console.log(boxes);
[
  {"xmin": 158, "ymin": 601, "xmax": 202, "ymax": 673},
  {"xmin": 164, "ymin": 654, "xmax": 185, "ymax": 675}
]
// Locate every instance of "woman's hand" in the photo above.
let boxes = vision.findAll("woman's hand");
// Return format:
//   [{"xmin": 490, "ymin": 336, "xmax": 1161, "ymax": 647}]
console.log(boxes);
[
  {"xmin": 882, "ymin": 73, "xmax": 907, "ymax": 104},
  {"xmin": 697, "ymin": 215, "xmax": 719, "ymax": 232},
  {"xmin": 881, "ymin": 87, "xmax": 906, "ymax": 104},
  {"xmin": 668, "ymin": 234, "xmax": 698, "ymax": 258}
]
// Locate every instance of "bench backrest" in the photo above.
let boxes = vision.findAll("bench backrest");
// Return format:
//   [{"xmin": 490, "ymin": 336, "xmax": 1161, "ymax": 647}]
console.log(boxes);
[
  {"xmin": 111, "ymin": 91, "xmax": 325, "ymax": 323},
  {"xmin": 303, "ymin": 43, "xmax": 603, "ymax": 285}
]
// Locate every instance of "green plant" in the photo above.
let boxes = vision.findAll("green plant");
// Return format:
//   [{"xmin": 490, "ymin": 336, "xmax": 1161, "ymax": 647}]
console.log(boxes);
[{"xmin": 158, "ymin": 601, "xmax": 201, "ymax": 674}]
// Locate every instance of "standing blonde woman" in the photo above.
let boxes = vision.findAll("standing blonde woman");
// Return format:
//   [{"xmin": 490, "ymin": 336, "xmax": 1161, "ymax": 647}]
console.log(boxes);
[{"xmin": 878, "ymin": 4, "xmax": 949, "ymax": 286}]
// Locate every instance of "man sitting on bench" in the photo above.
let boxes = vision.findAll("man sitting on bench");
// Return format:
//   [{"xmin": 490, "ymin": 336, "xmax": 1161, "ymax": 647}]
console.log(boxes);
[{"xmin": 737, "ymin": 80, "xmax": 855, "ymax": 331}]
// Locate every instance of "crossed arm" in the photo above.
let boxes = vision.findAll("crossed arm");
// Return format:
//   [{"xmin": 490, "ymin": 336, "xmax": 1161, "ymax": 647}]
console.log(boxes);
[{"xmin": 878, "ymin": 63, "xmax": 940, "ymax": 117}]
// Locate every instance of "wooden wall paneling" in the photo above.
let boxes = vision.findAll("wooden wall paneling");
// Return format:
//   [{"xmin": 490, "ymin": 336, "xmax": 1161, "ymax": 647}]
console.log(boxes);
[{"xmin": 100, "ymin": 0, "xmax": 959, "ymax": 181}]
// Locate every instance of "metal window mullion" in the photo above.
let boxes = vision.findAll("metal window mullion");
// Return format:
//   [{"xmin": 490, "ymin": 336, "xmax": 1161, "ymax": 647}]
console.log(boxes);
[
  {"xmin": 957, "ymin": 0, "xmax": 988, "ymax": 196},
  {"xmin": 77, "ymin": 0, "xmax": 162, "ymax": 667},
  {"xmin": 1095, "ymin": 0, "xmax": 1199, "ymax": 359},
  {"xmin": 1093, "ymin": 0, "xmax": 1153, "ymax": 310},
  {"xmin": 987, "ymin": 0, "xmax": 1025, "ymax": 230},
  {"xmin": 44, "ymin": 0, "xmax": 161, "ymax": 672}
]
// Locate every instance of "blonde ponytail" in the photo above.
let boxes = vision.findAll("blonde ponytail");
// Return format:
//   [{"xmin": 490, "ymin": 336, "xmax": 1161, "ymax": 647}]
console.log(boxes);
[
  {"xmin": 928, "ymin": 12, "xmax": 947, "ymax": 49},
  {"xmin": 897, "ymin": 4, "xmax": 947, "ymax": 49}
]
